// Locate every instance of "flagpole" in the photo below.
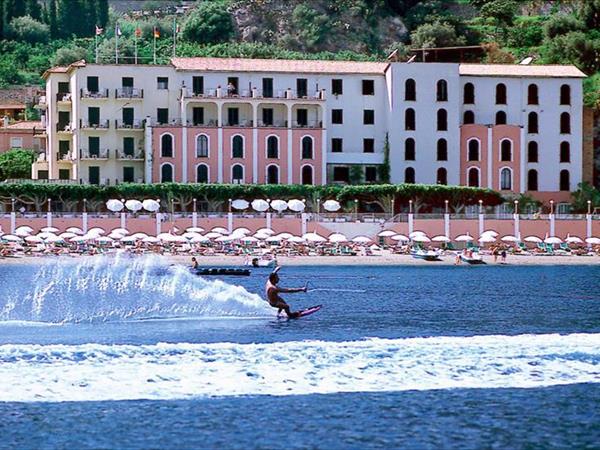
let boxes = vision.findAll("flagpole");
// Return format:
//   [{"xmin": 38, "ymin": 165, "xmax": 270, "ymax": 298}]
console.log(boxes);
[
  {"xmin": 115, "ymin": 23, "xmax": 119, "ymax": 64},
  {"xmin": 95, "ymin": 33, "xmax": 98, "ymax": 63},
  {"xmin": 134, "ymin": 32, "xmax": 138, "ymax": 65},
  {"xmin": 172, "ymin": 18, "xmax": 176, "ymax": 58},
  {"xmin": 153, "ymin": 31, "xmax": 157, "ymax": 64}
]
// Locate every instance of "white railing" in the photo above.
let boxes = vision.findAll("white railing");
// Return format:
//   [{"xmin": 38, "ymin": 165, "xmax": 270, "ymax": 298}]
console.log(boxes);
[
  {"xmin": 80, "ymin": 119, "xmax": 109, "ymax": 129},
  {"xmin": 80, "ymin": 148, "xmax": 110, "ymax": 159},
  {"xmin": 115, "ymin": 150, "xmax": 144, "ymax": 160},
  {"xmin": 116, "ymin": 87, "xmax": 143, "ymax": 99},
  {"xmin": 115, "ymin": 119, "xmax": 144, "ymax": 129}
]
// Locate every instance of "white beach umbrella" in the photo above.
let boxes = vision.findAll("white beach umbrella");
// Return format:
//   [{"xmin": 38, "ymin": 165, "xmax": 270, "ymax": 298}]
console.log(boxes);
[
  {"xmin": 108, "ymin": 232, "xmax": 125, "ymax": 240},
  {"xmin": 215, "ymin": 235, "xmax": 235, "ymax": 243},
  {"xmin": 142, "ymin": 236, "xmax": 160, "ymax": 243},
  {"xmin": 276, "ymin": 232, "xmax": 294, "ymax": 240},
  {"xmin": 270, "ymin": 199, "xmax": 288, "ymax": 212},
  {"xmin": 378, "ymin": 230, "xmax": 396, "ymax": 237},
  {"xmin": 130, "ymin": 232, "xmax": 148, "ymax": 240},
  {"xmin": 70, "ymin": 236, "xmax": 89, "ymax": 243},
  {"xmin": 565, "ymin": 235, "xmax": 584, "ymax": 244},
  {"xmin": 544, "ymin": 236, "xmax": 563, "ymax": 244},
  {"xmin": 524, "ymin": 236, "xmax": 543, "ymax": 243},
  {"xmin": 45, "ymin": 235, "xmax": 64, "ymax": 243},
  {"xmin": 190, "ymin": 235, "xmax": 210, "ymax": 243},
  {"xmin": 585, "ymin": 237, "xmax": 600, "ymax": 245},
  {"xmin": 265, "ymin": 235, "xmax": 282, "ymax": 243},
  {"xmin": 231, "ymin": 199, "xmax": 249, "ymax": 210},
  {"xmin": 231, "ymin": 227, "xmax": 251, "ymax": 235},
  {"xmin": 204, "ymin": 231, "xmax": 224, "ymax": 239},
  {"xmin": 66, "ymin": 227, "xmax": 84, "ymax": 235},
  {"xmin": 106, "ymin": 199, "xmax": 124, "ymax": 212},
  {"xmin": 322, "ymin": 200, "xmax": 341, "ymax": 212},
  {"xmin": 241, "ymin": 236, "xmax": 259, "ymax": 243},
  {"xmin": 15, "ymin": 228, "xmax": 32, "ymax": 237},
  {"xmin": 186, "ymin": 227, "xmax": 205, "ymax": 233},
  {"xmin": 251, "ymin": 199, "xmax": 270, "ymax": 212},
  {"xmin": 328, "ymin": 233, "xmax": 348, "ymax": 243},
  {"xmin": 256, "ymin": 227, "xmax": 275, "ymax": 235},
  {"xmin": 480, "ymin": 230, "xmax": 499, "ymax": 237},
  {"xmin": 409, "ymin": 231, "xmax": 426, "ymax": 239},
  {"xmin": 15, "ymin": 225, "xmax": 33, "ymax": 233},
  {"xmin": 352, "ymin": 236, "xmax": 373, "ymax": 244},
  {"xmin": 479, "ymin": 235, "xmax": 497, "ymax": 243},
  {"xmin": 95, "ymin": 236, "xmax": 114, "ymax": 244},
  {"xmin": 158, "ymin": 233, "xmax": 176, "ymax": 242},
  {"xmin": 391, "ymin": 234, "xmax": 410, "ymax": 242},
  {"xmin": 253, "ymin": 232, "xmax": 271, "ymax": 240},
  {"xmin": 432, "ymin": 235, "xmax": 450, "ymax": 242},
  {"xmin": 182, "ymin": 232, "xmax": 202, "ymax": 240},
  {"xmin": 303, "ymin": 232, "xmax": 326, "ymax": 243},
  {"xmin": 287, "ymin": 199, "xmax": 305, "ymax": 212},
  {"xmin": 87, "ymin": 227, "xmax": 106, "ymax": 235},
  {"xmin": 412, "ymin": 235, "xmax": 431, "ymax": 243},
  {"xmin": 120, "ymin": 236, "xmax": 137, "ymax": 243},
  {"xmin": 36, "ymin": 232, "xmax": 58, "ymax": 240},
  {"xmin": 41, "ymin": 226, "xmax": 59, "ymax": 233},
  {"xmin": 111, "ymin": 227, "xmax": 130, "ymax": 235},
  {"xmin": 287, "ymin": 236, "xmax": 306, "ymax": 244},
  {"xmin": 25, "ymin": 235, "xmax": 44, "ymax": 243},
  {"xmin": 59, "ymin": 232, "xmax": 77, "ymax": 239},
  {"xmin": 500, "ymin": 235, "xmax": 519, "ymax": 243},
  {"xmin": 142, "ymin": 199, "xmax": 160, "ymax": 212},
  {"xmin": 455, "ymin": 233, "xmax": 474, "ymax": 242},
  {"xmin": 211, "ymin": 226, "xmax": 230, "ymax": 235},
  {"xmin": 125, "ymin": 199, "xmax": 143, "ymax": 212},
  {"xmin": 170, "ymin": 235, "xmax": 188, "ymax": 243}
]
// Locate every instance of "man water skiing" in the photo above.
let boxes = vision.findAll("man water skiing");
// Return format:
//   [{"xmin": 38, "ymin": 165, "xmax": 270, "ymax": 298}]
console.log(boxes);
[{"xmin": 265, "ymin": 266, "xmax": 307, "ymax": 318}]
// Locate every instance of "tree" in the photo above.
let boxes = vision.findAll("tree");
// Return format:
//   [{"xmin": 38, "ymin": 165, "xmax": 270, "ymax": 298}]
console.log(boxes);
[
  {"xmin": 378, "ymin": 133, "xmax": 391, "ymax": 184},
  {"xmin": 349, "ymin": 165, "xmax": 363, "ymax": 185},
  {"xmin": 95, "ymin": 0, "xmax": 108, "ymax": 28},
  {"xmin": 571, "ymin": 182, "xmax": 600, "ymax": 213},
  {"xmin": 540, "ymin": 31, "xmax": 600, "ymax": 73},
  {"xmin": 410, "ymin": 21, "xmax": 466, "ymax": 48},
  {"xmin": 48, "ymin": 0, "xmax": 57, "ymax": 38},
  {"xmin": 0, "ymin": 149, "xmax": 35, "ymax": 180},
  {"xmin": 25, "ymin": 0, "xmax": 40, "ymax": 20},
  {"xmin": 579, "ymin": 0, "xmax": 600, "ymax": 29},
  {"xmin": 480, "ymin": 0, "xmax": 518, "ymax": 28},
  {"xmin": 543, "ymin": 14, "xmax": 584, "ymax": 39},
  {"xmin": 53, "ymin": 46, "xmax": 88, "ymax": 66},
  {"xmin": 7, "ymin": 15, "xmax": 49, "ymax": 43},
  {"xmin": 181, "ymin": 1, "xmax": 235, "ymax": 44},
  {"xmin": 291, "ymin": 4, "xmax": 330, "ymax": 51}
]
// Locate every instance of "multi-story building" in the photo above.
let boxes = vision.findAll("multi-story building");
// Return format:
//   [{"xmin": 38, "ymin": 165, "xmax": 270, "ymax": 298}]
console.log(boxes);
[{"xmin": 34, "ymin": 57, "xmax": 589, "ymax": 203}]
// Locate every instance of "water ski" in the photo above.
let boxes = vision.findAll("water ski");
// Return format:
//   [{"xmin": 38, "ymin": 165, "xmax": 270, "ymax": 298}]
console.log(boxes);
[{"xmin": 285, "ymin": 305, "xmax": 322, "ymax": 319}]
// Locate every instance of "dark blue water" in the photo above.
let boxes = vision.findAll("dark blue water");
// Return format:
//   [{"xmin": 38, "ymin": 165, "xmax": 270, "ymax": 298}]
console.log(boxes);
[{"xmin": 0, "ymin": 260, "xmax": 599, "ymax": 449}]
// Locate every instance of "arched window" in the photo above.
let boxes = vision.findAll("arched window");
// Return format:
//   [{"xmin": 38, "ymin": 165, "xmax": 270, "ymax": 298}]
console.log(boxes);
[
  {"xmin": 404, "ymin": 167, "xmax": 415, "ymax": 184},
  {"xmin": 560, "ymin": 112, "xmax": 571, "ymax": 134},
  {"xmin": 500, "ymin": 140, "xmax": 512, "ymax": 162},
  {"xmin": 405, "ymin": 79, "xmax": 416, "ymax": 101},
  {"xmin": 160, "ymin": 163, "xmax": 173, "ymax": 182},
  {"xmin": 437, "ymin": 167, "xmax": 447, "ymax": 185},
  {"xmin": 405, "ymin": 108, "xmax": 415, "ymax": 130},
  {"xmin": 560, "ymin": 84, "xmax": 571, "ymax": 105},
  {"xmin": 266, "ymin": 136, "xmax": 279, "ymax": 159},
  {"xmin": 195, "ymin": 134, "xmax": 208, "ymax": 158},
  {"xmin": 527, "ymin": 141, "xmax": 538, "ymax": 163},
  {"xmin": 301, "ymin": 165, "xmax": 313, "ymax": 185},
  {"xmin": 267, "ymin": 165, "xmax": 279, "ymax": 184},
  {"xmin": 301, "ymin": 136, "xmax": 313, "ymax": 159},
  {"xmin": 495, "ymin": 83, "xmax": 507, "ymax": 104},
  {"xmin": 528, "ymin": 112, "xmax": 538, "ymax": 133},
  {"xmin": 468, "ymin": 167, "xmax": 479, "ymax": 187},
  {"xmin": 463, "ymin": 110, "xmax": 475, "ymax": 124},
  {"xmin": 231, "ymin": 164, "xmax": 244, "ymax": 183},
  {"xmin": 560, "ymin": 169, "xmax": 570, "ymax": 191},
  {"xmin": 160, "ymin": 134, "xmax": 173, "ymax": 158},
  {"xmin": 500, "ymin": 168, "xmax": 512, "ymax": 190},
  {"xmin": 495, "ymin": 111, "xmax": 507, "ymax": 125},
  {"xmin": 527, "ymin": 84, "xmax": 538, "ymax": 105},
  {"xmin": 404, "ymin": 138, "xmax": 415, "ymax": 160},
  {"xmin": 437, "ymin": 109, "xmax": 447, "ymax": 131},
  {"xmin": 436, "ymin": 79, "xmax": 448, "ymax": 101},
  {"xmin": 232, "ymin": 135, "xmax": 244, "ymax": 158},
  {"xmin": 437, "ymin": 138, "xmax": 447, "ymax": 161},
  {"xmin": 527, "ymin": 169, "xmax": 538, "ymax": 191},
  {"xmin": 463, "ymin": 82, "xmax": 475, "ymax": 104},
  {"xmin": 196, "ymin": 164, "xmax": 208, "ymax": 183},
  {"xmin": 468, "ymin": 139, "xmax": 479, "ymax": 161},
  {"xmin": 560, "ymin": 141, "xmax": 570, "ymax": 162}
]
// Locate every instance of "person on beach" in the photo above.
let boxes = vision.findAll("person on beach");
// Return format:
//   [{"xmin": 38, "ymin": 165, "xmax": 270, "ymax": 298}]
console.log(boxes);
[{"xmin": 265, "ymin": 266, "xmax": 307, "ymax": 318}]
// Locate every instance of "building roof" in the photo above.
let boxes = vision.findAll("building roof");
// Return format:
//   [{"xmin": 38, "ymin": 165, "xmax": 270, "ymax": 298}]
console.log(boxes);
[
  {"xmin": 2, "ymin": 120, "xmax": 43, "ymax": 130},
  {"xmin": 459, "ymin": 64, "xmax": 586, "ymax": 78},
  {"xmin": 171, "ymin": 57, "xmax": 389, "ymax": 75}
]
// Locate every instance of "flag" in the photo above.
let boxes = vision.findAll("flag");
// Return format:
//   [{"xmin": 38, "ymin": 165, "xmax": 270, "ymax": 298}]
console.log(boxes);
[
  {"xmin": 153, "ymin": 26, "xmax": 160, "ymax": 38},
  {"xmin": 135, "ymin": 27, "xmax": 142, "ymax": 38},
  {"xmin": 116, "ymin": 25, "xmax": 122, "ymax": 37},
  {"xmin": 95, "ymin": 25, "xmax": 103, "ymax": 35}
]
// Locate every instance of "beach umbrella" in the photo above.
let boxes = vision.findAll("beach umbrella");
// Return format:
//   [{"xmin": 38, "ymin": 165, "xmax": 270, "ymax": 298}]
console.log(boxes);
[
  {"xmin": 186, "ymin": 227, "xmax": 205, "ymax": 233},
  {"xmin": 158, "ymin": 233, "xmax": 176, "ymax": 242},
  {"xmin": 231, "ymin": 227, "xmax": 251, "ymax": 236},
  {"xmin": 190, "ymin": 235, "xmax": 210, "ymax": 243},
  {"xmin": 15, "ymin": 228, "xmax": 31, "ymax": 237},
  {"xmin": 455, "ymin": 233, "xmax": 474, "ymax": 242},
  {"xmin": 15, "ymin": 225, "xmax": 33, "ymax": 233},
  {"xmin": 524, "ymin": 236, "xmax": 542, "ymax": 243},
  {"xmin": 204, "ymin": 231, "xmax": 224, "ymax": 239},
  {"xmin": 45, "ymin": 235, "xmax": 64, "ymax": 243},
  {"xmin": 544, "ymin": 236, "xmax": 563, "ymax": 244},
  {"xmin": 585, "ymin": 237, "xmax": 600, "ymax": 245},
  {"xmin": 500, "ymin": 235, "xmax": 519, "ymax": 243},
  {"xmin": 303, "ymin": 232, "xmax": 326, "ymax": 243},
  {"xmin": 241, "ymin": 236, "xmax": 259, "ymax": 243},
  {"xmin": 256, "ymin": 227, "xmax": 275, "ymax": 235},
  {"xmin": 378, "ymin": 230, "xmax": 396, "ymax": 237},
  {"xmin": 130, "ymin": 232, "xmax": 148, "ymax": 240},
  {"xmin": 265, "ymin": 235, "xmax": 283, "ymax": 243},
  {"xmin": 287, "ymin": 199, "xmax": 305, "ymax": 212},
  {"xmin": 322, "ymin": 200, "xmax": 341, "ymax": 212},
  {"xmin": 391, "ymin": 234, "xmax": 409, "ymax": 242},
  {"xmin": 480, "ymin": 230, "xmax": 499, "ymax": 237},
  {"xmin": 211, "ymin": 226, "xmax": 229, "ymax": 235},
  {"xmin": 87, "ymin": 227, "xmax": 106, "ymax": 235},
  {"xmin": 111, "ymin": 228, "xmax": 130, "ymax": 235},
  {"xmin": 142, "ymin": 236, "xmax": 160, "ymax": 243},
  {"xmin": 275, "ymin": 232, "xmax": 293, "ymax": 240},
  {"xmin": 328, "ymin": 233, "xmax": 348, "ymax": 243},
  {"xmin": 352, "ymin": 236, "xmax": 373, "ymax": 244},
  {"xmin": 125, "ymin": 199, "xmax": 143, "ymax": 212},
  {"xmin": 36, "ymin": 232, "xmax": 58, "ymax": 240},
  {"xmin": 170, "ymin": 235, "xmax": 188, "ymax": 243},
  {"xmin": 41, "ymin": 226, "xmax": 59, "ymax": 233},
  {"xmin": 432, "ymin": 235, "xmax": 450, "ymax": 242},
  {"xmin": 253, "ymin": 232, "xmax": 270, "ymax": 240},
  {"xmin": 412, "ymin": 235, "xmax": 431, "ymax": 243},
  {"xmin": 231, "ymin": 199, "xmax": 249, "ymax": 210},
  {"xmin": 251, "ymin": 199, "xmax": 270, "ymax": 212},
  {"xmin": 59, "ymin": 232, "xmax": 77, "ymax": 239},
  {"xmin": 270, "ymin": 199, "xmax": 288, "ymax": 212},
  {"xmin": 108, "ymin": 232, "xmax": 125, "ymax": 240},
  {"xmin": 95, "ymin": 236, "xmax": 114, "ymax": 244},
  {"xmin": 70, "ymin": 236, "xmax": 89, "ymax": 243},
  {"xmin": 25, "ymin": 235, "xmax": 44, "ymax": 243},
  {"xmin": 409, "ymin": 231, "xmax": 427, "ymax": 239},
  {"xmin": 182, "ymin": 232, "xmax": 202, "ymax": 240},
  {"xmin": 106, "ymin": 199, "xmax": 124, "ymax": 212},
  {"xmin": 565, "ymin": 235, "xmax": 583, "ymax": 244},
  {"xmin": 120, "ymin": 236, "xmax": 137, "ymax": 243},
  {"xmin": 215, "ymin": 235, "xmax": 235, "ymax": 242},
  {"xmin": 66, "ymin": 227, "xmax": 84, "ymax": 235},
  {"xmin": 142, "ymin": 199, "xmax": 160, "ymax": 212},
  {"xmin": 287, "ymin": 236, "xmax": 306, "ymax": 243},
  {"xmin": 479, "ymin": 235, "xmax": 497, "ymax": 243}
]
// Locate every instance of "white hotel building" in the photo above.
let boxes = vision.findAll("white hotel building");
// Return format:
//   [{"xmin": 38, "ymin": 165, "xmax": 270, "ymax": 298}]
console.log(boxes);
[{"xmin": 34, "ymin": 57, "xmax": 590, "ymax": 204}]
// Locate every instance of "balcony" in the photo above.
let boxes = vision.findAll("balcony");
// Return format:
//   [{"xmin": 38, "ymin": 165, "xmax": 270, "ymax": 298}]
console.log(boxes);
[
  {"xmin": 80, "ymin": 148, "xmax": 110, "ymax": 160},
  {"xmin": 115, "ymin": 119, "xmax": 144, "ymax": 130},
  {"xmin": 56, "ymin": 93, "xmax": 72, "ymax": 103},
  {"xmin": 257, "ymin": 120, "xmax": 287, "ymax": 128},
  {"xmin": 223, "ymin": 119, "xmax": 253, "ymax": 127},
  {"xmin": 115, "ymin": 149, "xmax": 144, "ymax": 161},
  {"xmin": 183, "ymin": 87, "xmax": 326, "ymax": 101},
  {"xmin": 36, "ymin": 95, "xmax": 47, "ymax": 109},
  {"xmin": 80, "ymin": 119, "xmax": 110, "ymax": 130},
  {"xmin": 56, "ymin": 123, "xmax": 73, "ymax": 133},
  {"xmin": 115, "ymin": 87, "xmax": 143, "ymax": 99},
  {"xmin": 81, "ymin": 88, "xmax": 109, "ymax": 99},
  {"xmin": 186, "ymin": 119, "xmax": 218, "ymax": 127},
  {"xmin": 149, "ymin": 118, "xmax": 182, "ymax": 127},
  {"xmin": 57, "ymin": 152, "xmax": 75, "ymax": 162},
  {"xmin": 292, "ymin": 120, "xmax": 323, "ymax": 128}
]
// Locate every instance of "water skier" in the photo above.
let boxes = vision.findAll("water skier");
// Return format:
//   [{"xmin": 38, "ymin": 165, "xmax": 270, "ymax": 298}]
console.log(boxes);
[{"xmin": 265, "ymin": 266, "xmax": 307, "ymax": 318}]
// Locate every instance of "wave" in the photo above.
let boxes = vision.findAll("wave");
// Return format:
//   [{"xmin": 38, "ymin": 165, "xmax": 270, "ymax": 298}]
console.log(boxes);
[{"xmin": 0, "ymin": 333, "xmax": 598, "ymax": 402}]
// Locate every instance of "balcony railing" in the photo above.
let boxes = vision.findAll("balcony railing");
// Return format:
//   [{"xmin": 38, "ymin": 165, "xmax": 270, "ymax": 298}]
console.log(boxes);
[
  {"xmin": 149, "ymin": 118, "xmax": 182, "ymax": 126},
  {"xmin": 80, "ymin": 119, "xmax": 110, "ymax": 130},
  {"xmin": 257, "ymin": 120, "xmax": 287, "ymax": 128},
  {"xmin": 57, "ymin": 152, "xmax": 75, "ymax": 162},
  {"xmin": 186, "ymin": 119, "xmax": 219, "ymax": 127},
  {"xmin": 115, "ymin": 149, "xmax": 145, "ymax": 160},
  {"xmin": 115, "ymin": 119, "xmax": 144, "ymax": 129},
  {"xmin": 292, "ymin": 120, "xmax": 323, "ymax": 128},
  {"xmin": 80, "ymin": 148, "xmax": 110, "ymax": 159},
  {"xmin": 56, "ymin": 92, "xmax": 72, "ymax": 102},
  {"xmin": 183, "ymin": 87, "xmax": 326, "ymax": 101},
  {"xmin": 80, "ymin": 88, "xmax": 109, "ymax": 99},
  {"xmin": 223, "ymin": 119, "xmax": 253, "ymax": 127},
  {"xmin": 115, "ymin": 87, "xmax": 143, "ymax": 99},
  {"xmin": 56, "ymin": 123, "xmax": 72, "ymax": 132}
]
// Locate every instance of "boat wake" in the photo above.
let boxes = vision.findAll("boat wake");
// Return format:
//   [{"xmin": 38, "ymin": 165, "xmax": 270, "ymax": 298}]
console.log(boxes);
[{"xmin": 0, "ymin": 333, "xmax": 598, "ymax": 402}]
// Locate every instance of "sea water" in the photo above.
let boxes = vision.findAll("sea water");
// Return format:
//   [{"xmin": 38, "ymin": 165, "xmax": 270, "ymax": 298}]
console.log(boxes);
[{"xmin": 0, "ymin": 256, "xmax": 599, "ymax": 449}]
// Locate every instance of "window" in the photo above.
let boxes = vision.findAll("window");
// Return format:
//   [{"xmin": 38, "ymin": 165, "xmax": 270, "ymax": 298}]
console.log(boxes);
[
  {"xmin": 192, "ymin": 107, "xmax": 204, "ymax": 126},
  {"xmin": 296, "ymin": 78, "xmax": 307, "ymax": 98},
  {"xmin": 123, "ymin": 167, "xmax": 134, "ymax": 183},
  {"xmin": 405, "ymin": 79, "xmax": 416, "ymax": 101},
  {"xmin": 122, "ymin": 77, "xmax": 133, "ymax": 88},
  {"xmin": 59, "ymin": 169, "xmax": 70, "ymax": 180},
  {"xmin": 437, "ymin": 109, "xmax": 447, "ymax": 131},
  {"xmin": 495, "ymin": 111, "xmax": 507, "ymax": 125},
  {"xmin": 500, "ymin": 140, "xmax": 512, "ymax": 161},
  {"xmin": 527, "ymin": 141, "xmax": 538, "ymax": 163},
  {"xmin": 560, "ymin": 84, "xmax": 571, "ymax": 105},
  {"xmin": 500, "ymin": 168, "xmax": 512, "ymax": 190},
  {"xmin": 560, "ymin": 112, "xmax": 571, "ymax": 134},
  {"xmin": 196, "ymin": 135, "xmax": 208, "ymax": 158},
  {"xmin": 527, "ymin": 169, "xmax": 538, "ymax": 191},
  {"xmin": 436, "ymin": 79, "xmax": 448, "ymax": 101},
  {"xmin": 157, "ymin": 77, "xmax": 169, "ymax": 89},
  {"xmin": 527, "ymin": 84, "xmax": 539, "ymax": 105},
  {"xmin": 87, "ymin": 76, "xmax": 99, "ymax": 93},
  {"xmin": 302, "ymin": 136, "xmax": 313, "ymax": 159},
  {"xmin": 196, "ymin": 164, "xmax": 208, "ymax": 183},
  {"xmin": 192, "ymin": 76, "xmax": 204, "ymax": 95},
  {"xmin": 88, "ymin": 136, "xmax": 99, "ymax": 156},
  {"xmin": 262, "ymin": 108, "xmax": 273, "ymax": 126},
  {"xmin": 161, "ymin": 164, "xmax": 173, "ymax": 182},
  {"xmin": 528, "ymin": 112, "xmax": 538, "ymax": 133},
  {"xmin": 437, "ymin": 139, "xmax": 447, "ymax": 161},
  {"xmin": 161, "ymin": 134, "xmax": 173, "ymax": 158},
  {"xmin": 262, "ymin": 78, "xmax": 273, "ymax": 98},
  {"xmin": 232, "ymin": 135, "xmax": 244, "ymax": 158},
  {"xmin": 302, "ymin": 165, "xmax": 313, "ymax": 185},
  {"xmin": 333, "ymin": 166, "xmax": 350, "ymax": 183},
  {"xmin": 58, "ymin": 140, "xmax": 70, "ymax": 158},
  {"xmin": 123, "ymin": 137, "xmax": 134, "ymax": 157},
  {"xmin": 232, "ymin": 164, "xmax": 244, "ymax": 183},
  {"xmin": 267, "ymin": 136, "xmax": 279, "ymax": 159},
  {"xmin": 405, "ymin": 108, "xmax": 415, "ymax": 130},
  {"xmin": 157, "ymin": 108, "xmax": 168, "ymax": 125},
  {"xmin": 9, "ymin": 137, "xmax": 22, "ymax": 148},
  {"xmin": 560, "ymin": 169, "xmax": 570, "ymax": 191},
  {"xmin": 227, "ymin": 77, "xmax": 238, "ymax": 95},
  {"xmin": 38, "ymin": 170, "xmax": 49, "ymax": 180},
  {"xmin": 463, "ymin": 83, "xmax": 475, "ymax": 104},
  {"xmin": 363, "ymin": 109, "xmax": 374, "ymax": 125},
  {"xmin": 89, "ymin": 166, "xmax": 100, "ymax": 185},
  {"xmin": 331, "ymin": 138, "xmax": 343, "ymax": 153},
  {"xmin": 495, "ymin": 83, "xmax": 507, "ymax": 104},
  {"xmin": 332, "ymin": 79, "xmax": 343, "ymax": 95},
  {"xmin": 404, "ymin": 138, "xmax": 415, "ymax": 161},
  {"xmin": 88, "ymin": 107, "xmax": 100, "ymax": 126},
  {"xmin": 122, "ymin": 107, "xmax": 134, "ymax": 126},
  {"xmin": 365, "ymin": 166, "xmax": 377, "ymax": 183},
  {"xmin": 468, "ymin": 139, "xmax": 479, "ymax": 161},
  {"xmin": 463, "ymin": 110, "xmax": 475, "ymax": 124},
  {"xmin": 468, "ymin": 167, "xmax": 479, "ymax": 187},
  {"xmin": 437, "ymin": 168, "xmax": 447, "ymax": 185},
  {"xmin": 404, "ymin": 167, "xmax": 415, "ymax": 184},
  {"xmin": 296, "ymin": 109, "xmax": 307, "ymax": 127},
  {"xmin": 560, "ymin": 141, "xmax": 570, "ymax": 162},
  {"xmin": 58, "ymin": 82, "xmax": 70, "ymax": 93},
  {"xmin": 227, "ymin": 107, "xmax": 239, "ymax": 126},
  {"xmin": 363, "ymin": 138, "xmax": 374, "ymax": 153},
  {"xmin": 332, "ymin": 109, "xmax": 343, "ymax": 124},
  {"xmin": 267, "ymin": 165, "xmax": 279, "ymax": 184},
  {"xmin": 362, "ymin": 79, "xmax": 374, "ymax": 95}
]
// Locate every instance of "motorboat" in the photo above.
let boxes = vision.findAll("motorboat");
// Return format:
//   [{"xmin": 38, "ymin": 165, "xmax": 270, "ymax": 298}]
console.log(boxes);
[
  {"xmin": 244, "ymin": 256, "xmax": 277, "ymax": 268},
  {"xmin": 459, "ymin": 252, "xmax": 486, "ymax": 265},
  {"xmin": 411, "ymin": 249, "xmax": 442, "ymax": 261}
]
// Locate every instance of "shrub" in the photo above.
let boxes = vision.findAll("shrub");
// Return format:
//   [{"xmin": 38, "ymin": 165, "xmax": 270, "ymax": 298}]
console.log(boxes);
[
  {"xmin": 53, "ymin": 46, "xmax": 89, "ymax": 66},
  {"xmin": 0, "ymin": 149, "xmax": 36, "ymax": 180},
  {"xmin": 410, "ymin": 21, "xmax": 466, "ymax": 48},
  {"xmin": 8, "ymin": 16, "xmax": 50, "ymax": 43},
  {"xmin": 543, "ymin": 14, "xmax": 585, "ymax": 39},
  {"xmin": 181, "ymin": 1, "xmax": 235, "ymax": 44}
]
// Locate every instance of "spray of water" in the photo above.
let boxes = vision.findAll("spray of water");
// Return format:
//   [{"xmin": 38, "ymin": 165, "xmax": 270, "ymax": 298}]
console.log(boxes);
[{"xmin": 0, "ymin": 254, "xmax": 272, "ymax": 323}]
